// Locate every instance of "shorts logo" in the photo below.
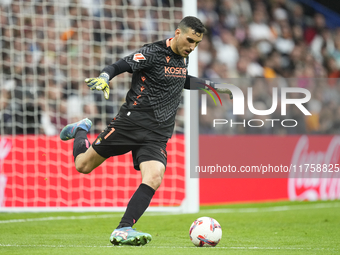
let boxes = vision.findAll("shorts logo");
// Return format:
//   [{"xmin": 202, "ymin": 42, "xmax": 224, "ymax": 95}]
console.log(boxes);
[
  {"xmin": 133, "ymin": 53, "xmax": 146, "ymax": 62},
  {"xmin": 160, "ymin": 148, "xmax": 167, "ymax": 158},
  {"xmin": 95, "ymin": 138, "xmax": 102, "ymax": 145},
  {"xmin": 104, "ymin": 127, "xmax": 115, "ymax": 139}
]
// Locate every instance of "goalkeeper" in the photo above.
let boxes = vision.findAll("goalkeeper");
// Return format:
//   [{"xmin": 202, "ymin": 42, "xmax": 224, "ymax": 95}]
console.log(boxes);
[{"xmin": 60, "ymin": 16, "xmax": 232, "ymax": 246}]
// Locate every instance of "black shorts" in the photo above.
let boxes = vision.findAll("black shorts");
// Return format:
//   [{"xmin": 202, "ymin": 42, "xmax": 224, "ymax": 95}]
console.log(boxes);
[{"xmin": 92, "ymin": 116, "xmax": 168, "ymax": 170}]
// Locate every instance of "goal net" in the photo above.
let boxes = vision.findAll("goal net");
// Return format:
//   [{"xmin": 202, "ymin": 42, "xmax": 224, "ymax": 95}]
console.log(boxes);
[{"xmin": 0, "ymin": 0, "xmax": 193, "ymax": 212}]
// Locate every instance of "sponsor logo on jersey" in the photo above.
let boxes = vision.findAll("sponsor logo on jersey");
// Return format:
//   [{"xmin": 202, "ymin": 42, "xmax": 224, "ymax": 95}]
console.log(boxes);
[
  {"xmin": 164, "ymin": 66, "xmax": 187, "ymax": 78},
  {"xmin": 166, "ymin": 56, "xmax": 171, "ymax": 63},
  {"xmin": 133, "ymin": 53, "xmax": 146, "ymax": 62}
]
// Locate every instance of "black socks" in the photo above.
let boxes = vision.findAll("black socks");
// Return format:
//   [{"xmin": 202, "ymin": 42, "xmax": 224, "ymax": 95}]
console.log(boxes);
[
  {"xmin": 117, "ymin": 183, "xmax": 155, "ymax": 228},
  {"xmin": 73, "ymin": 129, "xmax": 90, "ymax": 161},
  {"xmin": 72, "ymin": 130, "xmax": 156, "ymax": 229}
]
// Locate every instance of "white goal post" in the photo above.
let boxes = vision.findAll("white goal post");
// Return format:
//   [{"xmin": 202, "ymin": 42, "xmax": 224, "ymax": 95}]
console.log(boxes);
[
  {"xmin": 0, "ymin": 0, "xmax": 199, "ymax": 213},
  {"xmin": 183, "ymin": 0, "xmax": 199, "ymax": 214}
]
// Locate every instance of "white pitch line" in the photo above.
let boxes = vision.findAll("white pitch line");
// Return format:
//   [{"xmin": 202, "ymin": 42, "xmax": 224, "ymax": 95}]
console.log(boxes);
[
  {"xmin": 0, "ymin": 244, "xmax": 337, "ymax": 251},
  {"xmin": 0, "ymin": 202, "xmax": 339, "ymax": 224},
  {"xmin": 199, "ymin": 202, "xmax": 340, "ymax": 214}
]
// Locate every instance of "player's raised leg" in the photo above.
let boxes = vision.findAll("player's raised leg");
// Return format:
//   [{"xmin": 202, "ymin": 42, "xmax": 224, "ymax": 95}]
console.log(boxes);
[
  {"xmin": 59, "ymin": 118, "xmax": 92, "ymax": 141},
  {"xmin": 110, "ymin": 160, "xmax": 165, "ymax": 246},
  {"xmin": 74, "ymin": 146, "xmax": 106, "ymax": 174},
  {"xmin": 60, "ymin": 118, "xmax": 106, "ymax": 174}
]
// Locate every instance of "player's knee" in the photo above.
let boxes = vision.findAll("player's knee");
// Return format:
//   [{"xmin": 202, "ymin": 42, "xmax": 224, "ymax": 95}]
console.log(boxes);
[
  {"xmin": 152, "ymin": 174, "xmax": 163, "ymax": 190},
  {"xmin": 144, "ymin": 173, "xmax": 163, "ymax": 190},
  {"xmin": 140, "ymin": 161, "xmax": 165, "ymax": 190},
  {"xmin": 75, "ymin": 161, "xmax": 92, "ymax": 174}
]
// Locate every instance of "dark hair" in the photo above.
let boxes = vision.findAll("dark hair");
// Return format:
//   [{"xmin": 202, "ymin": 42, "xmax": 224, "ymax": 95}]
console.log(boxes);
[{"xmin": 178, "ymin": 16, "xmax": 206, "ymax": 35}]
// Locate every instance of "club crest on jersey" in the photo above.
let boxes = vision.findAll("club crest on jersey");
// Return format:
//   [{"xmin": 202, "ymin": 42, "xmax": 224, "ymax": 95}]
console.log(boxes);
[{"xmin": 133, "ymin": 53, "xmax": 146, "ymax": 62}]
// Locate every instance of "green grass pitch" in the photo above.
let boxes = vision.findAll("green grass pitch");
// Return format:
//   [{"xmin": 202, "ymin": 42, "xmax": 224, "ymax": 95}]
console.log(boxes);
[{"xmin": 0, "ymin": 200, "xmax": 339, "ymax": 255}]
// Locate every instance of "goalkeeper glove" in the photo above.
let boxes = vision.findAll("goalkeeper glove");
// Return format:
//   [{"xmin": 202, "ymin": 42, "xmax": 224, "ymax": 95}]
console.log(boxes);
[
  {"xmin": 85, "ymin": 73, "xmax": 110, "ymax": 100},
  {"xmin": 208, "ymin": 80, "xmax": 233, "ymax": 100},
  {"xmin": 216, "ymin": 87, "xmax": 233, "ymax": 99}
]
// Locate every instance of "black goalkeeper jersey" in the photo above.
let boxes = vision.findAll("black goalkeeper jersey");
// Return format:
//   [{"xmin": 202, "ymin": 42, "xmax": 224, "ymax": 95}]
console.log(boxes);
[{"xmin": 118, "ymin": 38, "xmax": 189, "ymax": 138}]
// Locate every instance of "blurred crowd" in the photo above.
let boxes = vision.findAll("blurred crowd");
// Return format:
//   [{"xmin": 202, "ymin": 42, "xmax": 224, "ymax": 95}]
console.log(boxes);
[
  {"xmin": 197, "ymin": 0, "xmax": 340, "ymax": 135},
  {"xmin": 0, "ymin": 0, "xmax": 183, "ymax": 135},
  {"xmin": 1, "ymin": 0, "xmax": 340, "ymax": 135}
]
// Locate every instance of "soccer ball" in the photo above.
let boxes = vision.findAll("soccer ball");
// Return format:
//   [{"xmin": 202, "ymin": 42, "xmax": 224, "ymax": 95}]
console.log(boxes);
[{"xmin": 189, "ymin": 217, "xmax": 222, "ymax": 247}]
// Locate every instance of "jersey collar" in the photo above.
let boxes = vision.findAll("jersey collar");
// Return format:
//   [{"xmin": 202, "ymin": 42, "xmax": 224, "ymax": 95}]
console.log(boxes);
[{"xmin": 166, "ymin": 38, "xmax": 173, "ymax": 48}]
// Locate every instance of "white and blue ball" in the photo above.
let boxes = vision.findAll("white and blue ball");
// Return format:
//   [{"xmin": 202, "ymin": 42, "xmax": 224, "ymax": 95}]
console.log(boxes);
[{"xmin": 189, "ymin": 217, "xmax": 222, "ymax": 247}]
